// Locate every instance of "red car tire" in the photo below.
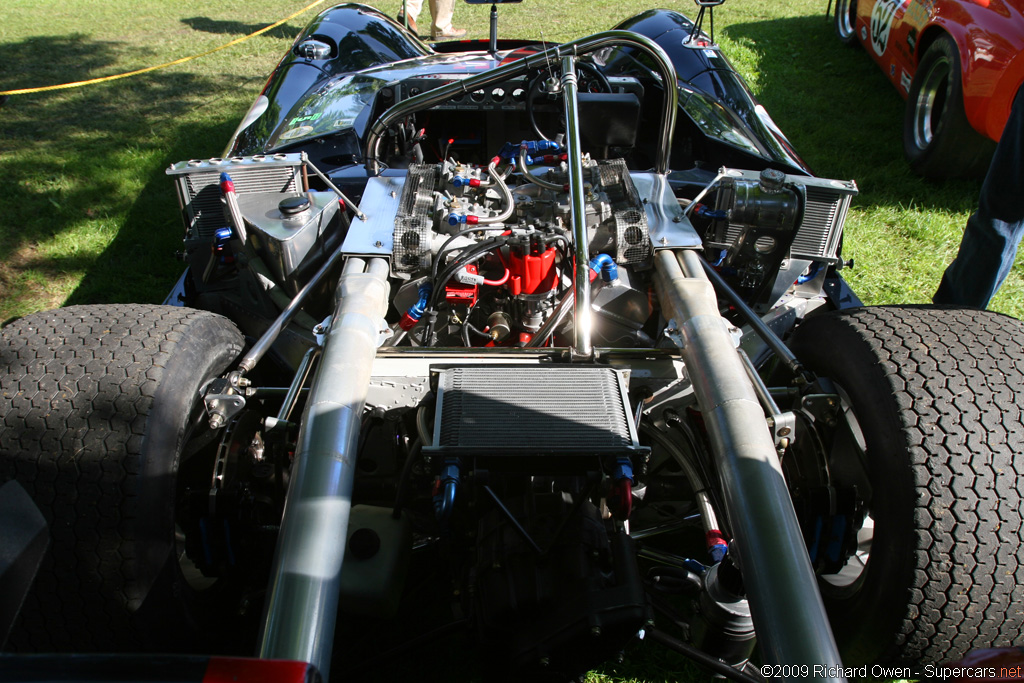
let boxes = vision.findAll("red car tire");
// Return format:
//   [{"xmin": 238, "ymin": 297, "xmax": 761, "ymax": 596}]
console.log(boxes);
[
  {"xmin": 833, "ymin": 0, "xmax": 859, "ymax": 47},
  {"xmin": 903, "ymin": 34, "xmax": 995, "ymax": 178}
]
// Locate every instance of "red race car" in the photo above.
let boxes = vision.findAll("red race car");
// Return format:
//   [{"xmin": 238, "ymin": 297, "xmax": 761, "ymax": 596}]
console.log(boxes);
[{"xmin": 832, "ymin": 0, "xmax": 1024, "ymax": 177}]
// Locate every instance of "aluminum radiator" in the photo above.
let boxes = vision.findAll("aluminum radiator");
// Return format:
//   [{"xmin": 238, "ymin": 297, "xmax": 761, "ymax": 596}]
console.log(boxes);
[
  {"xmin": 166, "ymin": 154, "xmax": 304, "ymax": 240},
  {"xmin": 426, "ymin": 366, "xmax": 645, "ymax": 462}
]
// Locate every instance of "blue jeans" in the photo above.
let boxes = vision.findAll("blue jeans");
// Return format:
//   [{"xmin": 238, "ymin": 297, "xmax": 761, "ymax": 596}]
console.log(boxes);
[{"xmin": 934, "ymin": 86, "xmax": 1024, "ymax": 308}]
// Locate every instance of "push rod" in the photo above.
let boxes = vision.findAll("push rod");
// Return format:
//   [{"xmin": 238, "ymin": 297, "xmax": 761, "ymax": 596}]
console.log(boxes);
[{"xmin": 653, "ymin": 249, "xmax": 845, "ymax": 680}]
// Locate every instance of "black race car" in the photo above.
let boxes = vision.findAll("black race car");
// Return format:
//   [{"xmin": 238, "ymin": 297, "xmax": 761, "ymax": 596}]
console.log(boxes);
[{"xmin": 3, "ymin": 3, "xmax": 1023, "ymax": 682}]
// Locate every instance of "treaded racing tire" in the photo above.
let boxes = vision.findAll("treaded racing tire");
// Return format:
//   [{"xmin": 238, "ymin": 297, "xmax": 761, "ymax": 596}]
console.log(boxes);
[
  {"xmin": 0, "ymin": 304, "xmax": 244, "ymax": 652},
  {"xmin": 903, "ymin": 35, "xmax": 995, "ymax": 178},
  {"xmin": 833, "ymin": 0, "xmax": 858, "ymax": 47},
  {"xmin": 788, "ymin": 306, "xmax": 1024, "ymax": 665}
]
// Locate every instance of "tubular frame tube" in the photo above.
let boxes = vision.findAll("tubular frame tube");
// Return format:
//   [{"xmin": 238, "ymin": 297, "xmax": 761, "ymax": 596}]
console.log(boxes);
[
  {"xmin": 258, "ymin": 257, "xmax": 390, "ymax": 680},
  {"xmin": 653, "ymin": 249, "xmax": 844, "ymax": 679},
  {"xmin": 644, "ymin": 628, "xmax": 764, "ymax": 683},
  {"xmin": 561, "ymin": 55, "xmax": 592, "ymax": 357},
  {"xmin": 365, "ymin": 31, "xmax": 678, "ymax": 175},
  {"xmin": 699, "ymin": 256, "xmax": 806, "ymax": 379},
  {"xmin": 737, "ymin": 348, "xmax": 782, "ymax": 418},
  {"xmin": 302, "ymin": 153, "xmax": 366, "ymax": 221},
  {"xmin": 237, "ymin": 246, "xmax": 347, "ymax": 374},
  {"xmin": 277, "ymin": 347, "xmax": 320, "ymax": 423}
]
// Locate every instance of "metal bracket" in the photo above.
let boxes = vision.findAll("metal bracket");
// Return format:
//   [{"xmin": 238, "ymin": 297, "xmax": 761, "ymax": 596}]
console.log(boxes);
[
  {"xmin": 767, "ymin": 410, "xmax": 797, "ymax": 447},
  {"xmin": 800, "ymin": 393, "xmax": 841, "ymax": 429},
  {"xmin": 204, "ymin": 377, "xmax": 247, "ymax": 429},
  {"xmin": 313, "ymin": 315, "xmax": 332, "ymax": 346}
]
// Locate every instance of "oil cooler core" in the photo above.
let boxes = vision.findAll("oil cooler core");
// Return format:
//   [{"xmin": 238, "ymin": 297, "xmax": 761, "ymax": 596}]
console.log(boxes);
[
  {"xmin": 710, "ymin": 167, "xmax": 858, "ymax": 264},
  {"xmin": 426, "ymin": 366, "xmax": 646, "ymax": 462}
]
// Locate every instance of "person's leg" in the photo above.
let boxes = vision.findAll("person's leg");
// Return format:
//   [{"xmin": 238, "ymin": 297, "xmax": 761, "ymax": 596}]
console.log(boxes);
[
  {"xmin": 934, "ymin": 86, "xmax": 1024, "ymax": 307},
  {"xmin": 934, "ymin": 213, "xmax": 1024, "ymax": 307},
  {"xmin": 428, "ymin": 0, "xmax": 464, "ymax": 37},
  {"xmin": 400, "ymin": 0, "xmax": 423, "ymax": 25}
]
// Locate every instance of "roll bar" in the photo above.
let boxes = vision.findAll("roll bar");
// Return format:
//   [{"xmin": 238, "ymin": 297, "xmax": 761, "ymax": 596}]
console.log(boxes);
[{"xmin": 364, "ymin": 30, "xmax": 678, "ymax": 175}]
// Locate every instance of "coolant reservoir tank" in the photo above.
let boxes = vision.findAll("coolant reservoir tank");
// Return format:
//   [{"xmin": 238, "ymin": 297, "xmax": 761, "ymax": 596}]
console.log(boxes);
[
  {"xmin": 237, "ymin": 191, "xmax": 341, "ymax": 285},
  {"xmin": 725, "ymin": 174, "xmax": 799, "ymax": 231},
  {"xmin": 337, "ymin": 505, "xmax": 412, "ymax": 618}
]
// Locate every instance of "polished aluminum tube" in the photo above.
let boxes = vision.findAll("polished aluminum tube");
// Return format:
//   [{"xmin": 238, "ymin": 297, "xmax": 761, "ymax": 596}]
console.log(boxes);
[
  {"xmin": 365, "ymin": 30, "xmax": 678, "ymax": 175},
  {"xmin": 258, "ymin": 257, "xmax": 390, "ymax": 680},
  {"xmin": 301, "ymin": 153, "xmax": 365, "ymax": 221},
  {"xmin": 560, "ymin": 56, "xmax": 593, "ymax": 357},
  {"xmin": 652, "ymin": 249, "xmax": 845, "ymax": 679}
]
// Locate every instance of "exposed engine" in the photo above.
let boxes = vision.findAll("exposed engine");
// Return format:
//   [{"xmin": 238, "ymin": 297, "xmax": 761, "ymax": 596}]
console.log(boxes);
[
  {"xmin": 163, "ymin": 144, "xmax": 858, "ymax": 679},
  {"xmin": 387, "ymin": 148, "xmax": 655, "ymax": 349}
]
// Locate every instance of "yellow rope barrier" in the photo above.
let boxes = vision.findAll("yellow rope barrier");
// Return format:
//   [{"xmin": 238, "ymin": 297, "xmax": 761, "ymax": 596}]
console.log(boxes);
[{"xmin": 0, "ymin": 0, "xmax": 328, "ymax": 97}]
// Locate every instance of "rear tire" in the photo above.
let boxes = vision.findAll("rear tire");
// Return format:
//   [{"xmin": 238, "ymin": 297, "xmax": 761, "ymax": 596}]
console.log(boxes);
[
  {"xmin": 903, "ymin": 35, "xmax": 995, "ymax": 178},
  {"xmin": 789, "ymin": 306, "xmax": 1024, "ymax": 664},
  {"xmin": 0, "ymin": 304, "xmax": 244, "ymax": 652}
]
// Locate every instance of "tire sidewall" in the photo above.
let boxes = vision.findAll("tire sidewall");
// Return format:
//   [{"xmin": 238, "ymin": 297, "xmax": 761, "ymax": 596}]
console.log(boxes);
[
  {"xmin": 788, "ymin": 311, "xmax": 918, "ymax": 665},
  {"xmin": 132, "ymin": 313, "xmax": 246, "ymax": 648},
  {"xmin": 834, "ymin": 0, "xmax": 859, "ymax": 46}
]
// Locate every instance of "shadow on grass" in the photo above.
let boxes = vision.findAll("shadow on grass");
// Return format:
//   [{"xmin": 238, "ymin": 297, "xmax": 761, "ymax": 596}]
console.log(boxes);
[
  {"xmin": 0, "ymin": 33, "xmax": 263, "ymax": 318},
  {"xmin": 181, "ymin": 16, "xmax": 299, "ymax": 40},
  {"xmin": 722, "ymin": 14, "xmax": 981, "ymax": 213},
  {"xmin": 62, "ymin": 116, "xmax": 242, "ymax": 309}
]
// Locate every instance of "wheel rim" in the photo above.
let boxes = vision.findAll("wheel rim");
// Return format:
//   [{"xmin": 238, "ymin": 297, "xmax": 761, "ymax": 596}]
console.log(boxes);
[
  {"xmin": 820, "ymin": 514, "xmax": 873, "ymax": 591},
  {"xmin": 912, "ymin": 54, "xmax": 951, "ymax": 150},
  {"xmin": 796, "ymin": 385, "xmax": 874, "ymax": 598},
  {"xmin": 836, "ymin": 0, "xmax": 856, "ymax": 40}
]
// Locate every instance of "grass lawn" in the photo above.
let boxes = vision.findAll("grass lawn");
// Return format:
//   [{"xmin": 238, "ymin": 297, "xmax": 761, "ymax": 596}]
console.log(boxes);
[{"xmin": 2, "ymin": 0, "xmax": 1019, "ymax": 324}]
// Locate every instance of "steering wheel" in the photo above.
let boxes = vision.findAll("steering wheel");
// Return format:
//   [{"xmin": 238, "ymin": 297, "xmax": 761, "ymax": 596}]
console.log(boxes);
[{"xmin": 526, "ymin": 60, "xmax": 612, "ymax": 142}]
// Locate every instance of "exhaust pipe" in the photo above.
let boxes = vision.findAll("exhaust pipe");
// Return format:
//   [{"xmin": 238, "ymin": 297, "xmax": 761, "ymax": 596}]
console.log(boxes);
[
  {"xmin": 258, "ymin": 257, "xmax": 390, "ymax": 680},
  {"xmin": 653, "ymin": 249, "xmax": 845, "ymax": 680}
]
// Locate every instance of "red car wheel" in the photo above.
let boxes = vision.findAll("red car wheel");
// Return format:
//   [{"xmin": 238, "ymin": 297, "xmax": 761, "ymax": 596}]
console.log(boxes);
[
  {"xmin": 833, "ymin": 0, "xmax": 859, "ymax": 47},
  {"xmin": 903, "ymin": 34, "xmax": 995, "ymax": 178}
]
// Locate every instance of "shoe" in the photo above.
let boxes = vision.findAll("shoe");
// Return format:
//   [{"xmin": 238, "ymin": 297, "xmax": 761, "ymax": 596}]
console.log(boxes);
[
  {"xmin": 431, "ymin": 26, "xmax": 467, "ymax": 39},
  {"xmin": 396, "ymin": 12, "xmax": 418, "ymax": 34}
]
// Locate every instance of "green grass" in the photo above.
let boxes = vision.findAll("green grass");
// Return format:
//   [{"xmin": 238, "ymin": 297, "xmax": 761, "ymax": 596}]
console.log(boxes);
[{"xmin": 2, "ymin": 0, "xmax": 1019, "ymax": 323}]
